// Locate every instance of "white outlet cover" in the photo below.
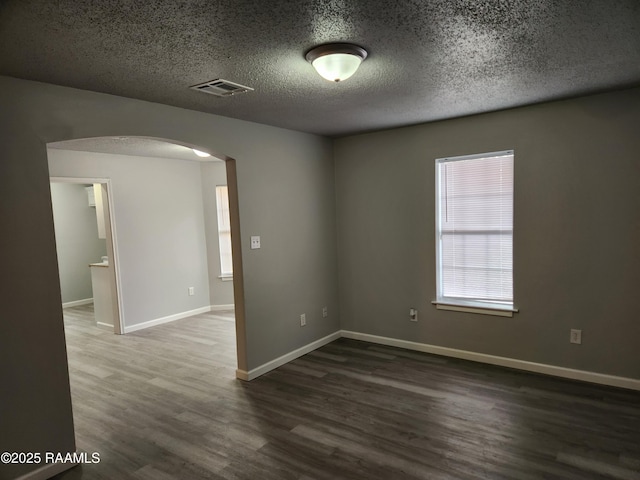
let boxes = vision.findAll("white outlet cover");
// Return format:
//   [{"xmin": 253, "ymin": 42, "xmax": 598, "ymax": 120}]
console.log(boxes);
[
  {"xmin": 570, "ymin": 329, "xmax": 582, "ymax": 344},
  {"xmin": 250, "ymin": 236, "xmax": 261, "ymax": 249}
]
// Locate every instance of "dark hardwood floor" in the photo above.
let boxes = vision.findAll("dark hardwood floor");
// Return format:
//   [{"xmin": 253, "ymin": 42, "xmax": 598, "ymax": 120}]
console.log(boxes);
[{"xmin": 53, "ymin": 305, "xmax": 640, "ymax": 480}]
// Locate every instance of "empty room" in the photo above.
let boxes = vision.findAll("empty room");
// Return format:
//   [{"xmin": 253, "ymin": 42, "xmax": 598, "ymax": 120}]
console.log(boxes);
[{"xmin": 1, "ymin": 1, "xmax": 639, "ymax": 480}]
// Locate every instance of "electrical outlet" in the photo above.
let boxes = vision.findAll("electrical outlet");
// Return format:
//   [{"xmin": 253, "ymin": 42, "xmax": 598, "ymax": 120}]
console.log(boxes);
[
  {"xmin": 409, "ymin": 308, "xmax": 418, "ymax": 322},
  {"xmin": 300, "ymin": 313, "xmax": 306, "ymax": 327},
  {"xmin": 570, "ymin": 329, "xmax": 582, "ymax": 344},
  {"xmin": 322, "ymin": 306, "xmax": 328, "ymax": 318},
  {"xmin": 188, "ymin": 287, "xmax": 195, "ymax": 296},
  {"xmin": 250, "ymin": 236, "xmax": 261, "ymax": 249}
]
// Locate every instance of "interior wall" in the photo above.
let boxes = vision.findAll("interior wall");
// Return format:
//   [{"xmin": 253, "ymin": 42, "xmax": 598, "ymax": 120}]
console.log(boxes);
[
  {"xmin": 0, "ymin": 117, "xmax": 75, "ymax": 480},
  {"xmin": 200, "ymin": 161, "xmax": 235, "ymax": 307},
  {"xmin": 0, "ymin": 74, "xmax": 338, "ymax": 478},
  {"xmin": 50, "ymin": 182, "xmax": 108, "ymax": 304},
  {"xmin": 1, "ymin": 74, "xmax": 340, "ymax": 365},
  {"xmin": 235, "ymin": 128, "xmax": 339, "ymax": 369},
  {"xmin": 48, "ymin": 149, "xmax": 212, "ymax": 327},
  {"xmin": 334, "ymin": 87, "xmax": 640, "ymax": 380}
]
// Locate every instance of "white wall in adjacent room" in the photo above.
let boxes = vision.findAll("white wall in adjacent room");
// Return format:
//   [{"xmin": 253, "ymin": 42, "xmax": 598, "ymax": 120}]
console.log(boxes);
[
  {"xmin": 50, "ymin": 182, "xmax": 107, "ymax": 305},
  {"xmin": 48, "ymin": 149, "xmax": 211, "ymax": 328}
]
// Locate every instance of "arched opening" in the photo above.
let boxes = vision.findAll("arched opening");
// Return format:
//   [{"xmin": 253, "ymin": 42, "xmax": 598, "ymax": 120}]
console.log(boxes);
[{"xmin": 46, "ymin": 135, "xmax": 248, "ymax": 461}]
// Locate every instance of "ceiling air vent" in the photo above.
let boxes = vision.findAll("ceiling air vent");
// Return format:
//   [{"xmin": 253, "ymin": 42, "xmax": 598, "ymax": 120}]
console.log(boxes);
[{"xmin": 190, "ymin": 79, "xmax": 254, "ymax": 97}]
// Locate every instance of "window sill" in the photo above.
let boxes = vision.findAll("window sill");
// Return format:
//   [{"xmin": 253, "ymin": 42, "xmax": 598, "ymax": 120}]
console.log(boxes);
[
  {"xmin": 218, "ymin": 275, "xmax": 233, "ymax": 282},
  {"xmin": 432, "ymin": 301, "xmax": 518, "ymax": 317}
]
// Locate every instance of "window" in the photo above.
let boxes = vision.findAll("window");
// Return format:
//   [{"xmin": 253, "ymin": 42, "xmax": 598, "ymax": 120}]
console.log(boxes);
[
  {"xmin": 435, "ymin": 150, "xmax": 515, "ymax": 316},
  {"xmin": 215, "ymin": 185, "xmax": 233, "ymax": 278}
]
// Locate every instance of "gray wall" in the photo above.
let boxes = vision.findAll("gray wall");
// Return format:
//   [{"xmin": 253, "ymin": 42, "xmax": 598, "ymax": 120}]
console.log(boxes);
[
  {"xmin": 201, "ymin": 161, "xmax": 235, "ymax": 306},
  {"xmin": 334, "ymin": 87, "xmax": 640, "ymax": 380},
  {"xmin": 7, "ymin": 70, "xmax": 637, "ymax": 480},
  {"xmin": 48, "ymin": 149, "xmax": 212, "ymax": 327},
  {"xmin": 0, "ymin": 110, "xmax": 75, "ymax": 479},
  {"xmin": 0, "ymin": 75, "xmax": 338, "ymax": 479},
  {"xmin": 51, "ymin": 183, "xmax": 108, "ymax": 304}
]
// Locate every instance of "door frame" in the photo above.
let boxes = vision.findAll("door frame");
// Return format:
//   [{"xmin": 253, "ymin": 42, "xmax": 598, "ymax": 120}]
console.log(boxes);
[{"xmin": 51, "ymin": 176, "xmax": 124, "ymax": 335}]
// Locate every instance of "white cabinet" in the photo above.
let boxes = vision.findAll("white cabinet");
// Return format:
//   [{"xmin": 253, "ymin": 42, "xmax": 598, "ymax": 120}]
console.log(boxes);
[
  {"xmin": 89, "ymin": 184, "xmax": 106, "ymax": 239},
  {"xmin": 93, "ymin": 184, "xmax": 106, "ymax": 239},
  {"xmin": 85, "ymin": 186, "xmax": 96, "ymax": 206}
]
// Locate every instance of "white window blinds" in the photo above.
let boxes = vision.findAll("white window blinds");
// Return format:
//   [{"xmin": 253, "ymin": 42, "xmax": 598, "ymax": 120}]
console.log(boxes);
[
  {"xmin": 435, "ymin": 151, "xmax": 514, "ymax": 308},
  {"xmin": 215, "ymin": 185, "xmax": 233, "ymax": 276}
]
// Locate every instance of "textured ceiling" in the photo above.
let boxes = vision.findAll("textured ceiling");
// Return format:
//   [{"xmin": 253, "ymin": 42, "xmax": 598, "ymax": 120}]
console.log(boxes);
[
  {"xmin": 1, "ymin": 0, "xmax": 639, "ymax": 137},
  {"xmin": 48, "ymin": 137, "xmax": 225, "ymax": 162}
]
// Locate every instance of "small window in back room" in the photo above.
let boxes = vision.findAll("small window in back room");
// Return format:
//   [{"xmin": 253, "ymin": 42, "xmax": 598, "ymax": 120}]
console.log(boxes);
[
  {"xmin": 434, "ymin": 150, "xmax": 515, "ymax": 316},
  {"xmin": 216, "ymin": 185, "xmax": 233, "ymax": 278}
]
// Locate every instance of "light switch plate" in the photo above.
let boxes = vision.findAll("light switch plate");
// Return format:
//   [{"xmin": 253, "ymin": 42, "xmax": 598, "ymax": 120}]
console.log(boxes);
[{"xmin": 250, "ymin": 236, "xmax": 261, "ymax": 249}]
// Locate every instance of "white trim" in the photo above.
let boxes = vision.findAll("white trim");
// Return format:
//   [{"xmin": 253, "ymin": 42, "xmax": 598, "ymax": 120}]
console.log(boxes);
[
  {"xmin": 436, "ymin": 149, "xmax": 514, "ymax": 164},
  {"xmin": 14, "ymin": 459, "xmax": 77, "ymax": 480},
  {"xmin": 236, "ymin": 330, "xmax": 342, "ymax": 381},
  {"xmin": 50, "ymin": 176, "xmax": 106, "ymax": 184},
  {"xmin": 218, "ymin": 275, "xmax": 233, "ymax": 282},
  {"xmin": 123, "ymin": 306, "xmax": 211, "ymax": 333},
  {"xmin": 340, "ymin": 331, "xmax": 640, "ymax": 391},
  {"xmin": 103, "ymin": 179, "xmax": 125, "ymax": 335},
  {"xmin": 210, "ymin": 304, "xmax": 235, "ymax": 311},
  {"xmin": 62, "ymin": 298, "xmax": 93, "ymax": 309},
  {"xmin": 231, "ymin": 329, "xmax": 639, "ymax": 391},
  {"xmin": 432, "ymin": 301, "xmax": 517, "ymax": 317},
  {"xmin": 96, "ymin": 321, "xmax": 114, "ymax": 329}
]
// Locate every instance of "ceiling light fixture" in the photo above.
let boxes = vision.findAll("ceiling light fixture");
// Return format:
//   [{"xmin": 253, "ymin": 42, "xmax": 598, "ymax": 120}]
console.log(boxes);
[
  {"xmin": 305, "ymin": 43, "xmax": 368, "ymax": 82},
  {"xmin": 192, "ymin": 149, "xmax": 211, "ymax": 158}
]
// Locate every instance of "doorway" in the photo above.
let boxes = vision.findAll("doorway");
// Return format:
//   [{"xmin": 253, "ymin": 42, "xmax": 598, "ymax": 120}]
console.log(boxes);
[
  {"xmin": 50, "ymin": 177, "xmax": 123, "ymax": 334},
  {"xmin": 43, "ymin": 136, "xmax": 248, "ymax": 479},
  {"xmin": 46, "ymin": 135, "xmax": 246, "ymax": 373},
  {"xmin": 47, "ymin": 137, "xmax": 241, "ymax": 344}
]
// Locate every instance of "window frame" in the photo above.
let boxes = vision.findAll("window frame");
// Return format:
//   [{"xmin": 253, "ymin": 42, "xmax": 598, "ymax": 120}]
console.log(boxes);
[
  {"xmin": 215, "ymin": 185, "xmax": 233, "ymax": 280},
  {"xmin": 433, "ymin": 150, "xmax": 517, "ymax": 317}
]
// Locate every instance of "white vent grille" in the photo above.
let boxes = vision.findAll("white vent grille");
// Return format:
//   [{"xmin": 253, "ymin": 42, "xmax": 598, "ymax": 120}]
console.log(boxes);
[{"xmin": 190, "ymin": 79, "xmax": 254, "ymax": 97}]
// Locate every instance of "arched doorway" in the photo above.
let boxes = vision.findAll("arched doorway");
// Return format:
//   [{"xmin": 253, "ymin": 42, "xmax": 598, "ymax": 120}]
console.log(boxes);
[{"xmin": 47, "ymin": 136, "xmax": 246, "ymax": 369}]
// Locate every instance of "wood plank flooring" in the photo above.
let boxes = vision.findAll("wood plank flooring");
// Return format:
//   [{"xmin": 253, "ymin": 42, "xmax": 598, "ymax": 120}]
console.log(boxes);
[{"xmin": 53, "ymin": 305, "xmax": 640, "ymax": 480}]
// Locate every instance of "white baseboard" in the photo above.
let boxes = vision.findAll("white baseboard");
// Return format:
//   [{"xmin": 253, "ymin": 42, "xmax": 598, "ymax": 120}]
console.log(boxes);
[
  {"xmin": 341, "ymin": 330, "xmax": 640, "ymax": 391},
  {"xmin": 122, "ymin": 308, "xmax": 638, "ymax": 391},
  {"xmin": 62, "ymin": 298, "xmax": 93, "ymax": 309},
  {"xmin": 210, "ymin": 304, "xmax": 234, "ymax": 311},
  {"xmin": 236, "ymin": 330, "xmax": 342, "ymax": 381},
  {"xmin": 123, "ymin": 306, "xmax": 212, "ymax": 333},
  {"xmin": 14, "ymin": 459, "xmax": 77, "ymax": 480}
]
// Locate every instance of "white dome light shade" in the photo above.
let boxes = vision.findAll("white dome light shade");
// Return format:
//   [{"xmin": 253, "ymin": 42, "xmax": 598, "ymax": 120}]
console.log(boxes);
[
  {"xmin": 311, "ymin": 53, "xmax": 362, "ymax": 82},
  {"xmin": 192, "ymin": 148, "xmax": 211, "ymax": 157},
  {"xmin": 306, "ymin": 43, "xmax": 368, "ymax": 82}
]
